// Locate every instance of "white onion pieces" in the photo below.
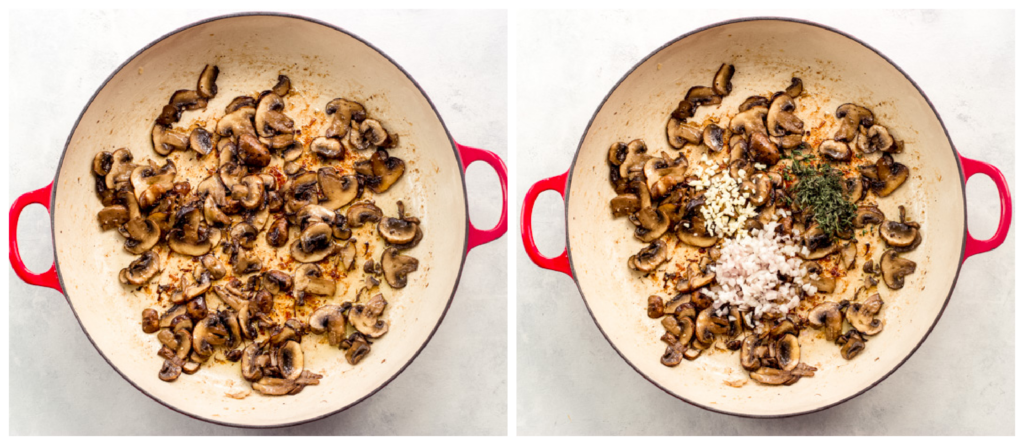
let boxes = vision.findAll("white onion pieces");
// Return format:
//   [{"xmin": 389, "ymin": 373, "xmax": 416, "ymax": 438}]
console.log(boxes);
[{"xmin": 702, "ymin": 221, "xmax": 816, "ymax": 319}]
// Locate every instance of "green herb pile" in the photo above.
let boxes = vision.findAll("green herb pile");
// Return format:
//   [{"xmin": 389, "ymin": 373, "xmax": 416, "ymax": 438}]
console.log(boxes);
[{"xmin": 784, "ymin": 158, "xmax": 857, "ymax": 238}]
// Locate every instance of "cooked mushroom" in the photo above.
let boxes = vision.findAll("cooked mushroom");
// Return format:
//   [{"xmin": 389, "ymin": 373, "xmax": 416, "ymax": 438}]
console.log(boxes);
[
  {"xmin": 240, "ymin": 344, "xmax": 264, "ymax": 382},
  {"xmin": 309, "ymin": 305, "xmax": 347, "ymax": 346},
  {"xmin": 98, "ymin": 205, "xmax": 129, "ymax": 231},
  {"xmin": 272, "ymin": 75, "xmax": 291, "ymax": 96},
  {"xmin": 647, "ymin": 295, "xmax": 664, "ymax": 318},
  {"xmin": 738, "ymin": 96, "xmax": 769, "ymax": 112},
  {"xmin": 266, "ymin": 217, "xmax": 289, "ymax": 247},
  {"xmin": 236, "ymin": 134, "xmax": 272, "ymax": 168},
  {"xmin": 694, "ymin": 306, "xmax": 730, "ymax": 345},
  {"xmin": 866, "ymin": 124, "xmax": 894, "ymax": 153},
  {"xmin": 166, "ymin": 204, "xmax": 213, "ymax": 256},
  {"xmin": 644, "ymin": 153, "xmax": 688, "ymax": 199},
  {"xmin": 310, "ymin": 136, "xmax": 343, "ymax": 159},
  {"xmin": 378, "ymin": 201, "xmax": 422, "ymax": 247},
  {"xmin": 290, "ymin": 222, "xmax": 338, "ymax": 263},
  {"xmin": 685, "ymin": 86, "xmax": 722, "ymax": 107},
  {"xmin": 350, "ymin": 119, "xmax": 390, "ymax": 150},
  {"xmin": 324, "ymin": 98, "xmax": 366, "ymax": 139},
  {"xmin": 702, "ymin": 123, "xmax": 725, "ymax": 152},
  {"xmin": 151, "ymin": 124, "xmax": 189, "ymax": 156},
  {"xmin": 837, "ymin": 330, "xmax": 866, "ymax": 360},
  {"xmin": 277, "ymin": 340, "xmax": 304, "ymax": 381},
  {"xmin": 801, "ymin": 260, "xmax": 835, "ymax": 293},
  {"xmin": 712, "ymin": 63, "xmax": 735, "ymax": 96},
  {"xmin": 748, "ymin": 172, "xmax": 772, "ymax": 207},
  {"xmin": 880, "ymin": 249, "xmax": 916, "ymax": 290},
  {"xmin": 255, "ymin": 93, "xmax": 294, "ymax": 137},
  {"xmin": 666, "ymin": 118, "xmax": 702, "ymax": 149},
  {"xmin": 834, "ymin": 103, "xmax": 874, "ymax": 142},
  {"xmin": 345, "ymin": 333, "xmax": 371, "ymax": 365},
  {"xmin": 282, "ymin": 171, "xmax": 319, "ymax": 214},
  {"xmin": 236, "ymin": 175, "xmax": 265, "ymax": 210},
  {"xmin": 617, "ymin": 139, "xmax": 649, "ymax": 180},
  {"xmin": 677, "ymin": 230, "xmax": 718, "ymax": 248},
  {"xmin": 293, "ymin": 264, "xmax": 337, "ymax": 303},
  {"xmin": 118, "ymin": 251, "xmax": 162, "ymax": 285},
  {"xmin": 873, "ymin": 153, "xmax": 909, "ymax": 197},
  {"xmin": 747, "ymin": 132, "xmax": 781, "ymax": 166},
  {"xmin": 381, "ymin": 247, "xmax": 418, "ymax": 289},
  {"xmin": 119, "ymin": 215, "xmax": 161, "ymax": 255},
  {"xmin": 196, "ymin": 64, "xmax": 219, "ymax": 99},
  {"xmin": 784, "ymin": 77, "xmax": 803, "ymax": 98},
  {"xmin": 880, "ymin": 219, "xmax": 919, "ymax": 247},
  {"xmin": 819, "ymin": 140, "xmax": 852, "ymax": 162},
  {"xmin": 740, "ymin": 335, "xmax": 761, "ymax": 371},
  {"xmin": 750, "ymin": 367, "xmax": 800, "ymax": 386},
  {"xmin": 729, "ymin": 106, "xmax": 768, "ymax": 136},
  {"xmin": 351, "ymin": 293, "xmax": 390, "ymax": 338},
  {"xmin": 105, "ymin": 148, "xmax": 137, "ymax": 189},
  {"xmin": 629, "ymin": 181, "xmax": 670, "ymax": 242},
  {"xmin": 853, "ymin": 205, "xmax": 885, "ymax": 229},
  {"xmin": 675, "ymin": 263, "xmax": 715, "ymax": 293},
  {"xmin": 776, "ymin": 333, "xmax": 800, "ymax": 372},
  {"xmin": 216, "ymin": 106, "xmax": 256, "ymax": 138},
  {"xmin": 367, "ymin": 149, "xmax": 405, "ymax": 193},
  {"xmin": 191, "ymin": 314, "xmax": 227, "ymax": 358},
  {"xmin": 169, "ymin": 89, "xmax": 208, "ymax": 111},
  {"xmin": 846, "ymin": 293, "xmax": 884, "ymax": 336},
  {"xmin": 347, "ymin": 202, "xmax": 383, "ymax": 228},
  {"xmin": 842, "ymin": 176, "xmax": 866, "ymax": 202},
  {"xmin": 229, "ymin": 222, "xmax": 259, "ymax": 249},
  {"xmin": 660, "ymin": 342, "xmax": 685, "ymax": 367},
  {"xmin": 771, "ymin": 134, "xmax": 804, "ymax": 150},
  {"xmin": 230, "ymin": 246, "xmax": 262, "ymax": 275},
  {"xmin": 263, "ymin": 270, "xmax": 293, "ymax": 295},
  {"xmin": 610, "ymin": 194, "xmax": 640, "ymax": 217},
  {"xmin": 767, "ymin": 93, "xmax": 803, "ymax": 137}
]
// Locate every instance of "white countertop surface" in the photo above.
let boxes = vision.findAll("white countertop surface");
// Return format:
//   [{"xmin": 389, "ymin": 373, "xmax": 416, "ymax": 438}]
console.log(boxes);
[
  {"xmin": 515, "ymin": 9, "xmax": 1014, "ymax": 435},
  {"xmin": 8, "ymin": 9, "xmax": 508, "ymax": 435}
]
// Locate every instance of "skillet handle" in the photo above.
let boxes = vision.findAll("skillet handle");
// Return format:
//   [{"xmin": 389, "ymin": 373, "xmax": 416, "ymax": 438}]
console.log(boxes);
[
  {"xmin": 456, "ymin": 142, "xmax": 508, "ymax": 251},
  {"xmin": 9, "ymin": 182, "xmax": 62, "ymax": 293},
  {"xmin": 960, "ymin": 154, "xmax": 1012, "ymax": 261},
  {"xmin": 520, "ymin": 171, "xmax": 572, "ymax": 277}
]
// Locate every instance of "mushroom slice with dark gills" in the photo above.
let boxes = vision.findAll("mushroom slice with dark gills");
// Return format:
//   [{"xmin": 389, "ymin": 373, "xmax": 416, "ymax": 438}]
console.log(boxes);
[
  {"xmin": 702, "ymin": 123, "xmax": 726, "ymax": 152},
  {"xmin": 685, "ymin": 86, "xmax": 722, "ymax": 107},
  {"xmin": 771, "ymin": 134, "xmax": 804, "ymax": 150},
  {"xmin": 749, "ymin": 367, "xmax": 801, "ymax": 386},
  {"xmin": 98, "ymin": 205, "xmax": 129, "ymax": 231},
  {"xmin": 167, "ymin": 202, "xmax": 213, "ymax": 256},
  {"xmin": 347, "ymin": 202, "xmax": 384, "ymax": 228},
  {"xmin": 675, "ymin": 263, "xmax": 715, "ymax": 293},
  {"xmin": 747, "ymin": 132, "xmax": 781, "ymax": 166},
  {"xmin": 729, "ymin": 106, "xmax": 768, "ymax": 136},
  {"xmin": 324, "ymin": 98, "xmax": 366, "ymax": 139},
  {"xmin": 784, "ymin": 77, "xmax": 804, "ymax": 98},
  {"xmin": 799, "ymin": 225, "xmax": 836, "ymax": 260},
  {"xmin": 198, "ymin": 254, "xmax": 226, "ymax": 280},
  {"xmin": 277, "ymin": 340, "xmax": 304, "ymax": 381},
  {"xmin": 610, "ymin": 194, "xmax": 640, "ymax": 218},
  {"xmin": 853, "ymin": 205, "xmax": 885, "ymax": 228},
  {"xmin": 119, "ymin": 215, "xmax": 161, "ymax": 255},
  {"xmin": 290, "ymin": 222, "xmax": 338, "ymax": 263},
  {"xmin": 801, "ymin": 260, "xmax": 836, "ymax": 294},
  {"xmin": 192, "ymin": 314, "xmax": 230, "ymax": 358},
  {"xmin": 350, "ymin": 118, "xmax": 391, "ymax": 150},
  {"xmin": 318, "ymin": 168, "xmax": 360, "ymax": 211},
  {"xmin": 255, "ymin": 93, "xmax": 294, "ymax": 137},
  {"xmin": 189, "ymin": 127, "xmax": 215, "ymax": 156},
  {"xmin": 767, "ymin": 93, "xmax": 803, "ymax": 137},
  {"xmin": 738, "ymin": 96, "xmax": 769, "ymax": 112},
  {"xmin": 310, "ymin": 136, "xmax": 343, "ymax": 159},
  {"xmin": 661, "ymin": 342, "xmax": 685, "ymax": 367},
  {"xmin": 225, "ymin": 96, "xmax": 256, "ymax": 114},
  {"xmin": 367, "ymin": 149, "xmax": 406, "ymax": 194},
  {"xmin": 836, "ymin": 329, "xmax": 867, "ymax": 360},
  {"xmin": 616, "ymin": 139, "xmax": 649, "ymax": 181},
  {"xmin": 819, "ymin": 140, "xmax": 852, "ymax": 162},
  {"xmin": 309, "ymin": 305, "xmax": 347, "ymax": 346},
  {"xmin": 293, "ymin": 264, "xmax": 337, "ymax": 301},
  {"xmin": 262, "ymin": 270, "xmax": 293, "ymax": 295},
  {"xmin": 296, "ymin": 204, "xmax": 336, "ymax": 231},
  {"xmin": 271, "ymin": 74, "xmax": 291, "ymax": 96},
  {"xmin": 880, "ymin": 218, "xmax": 919, "ymax": 247},
  {"xmin": 378, "ymin": 201, "xmax": 423, "ymax": 247},
  {"xmin": 644, "ymin": 152, "xmax": 688, "ymax": 199},
  {"xmin": 351, "ymin": 293, "xmax": 390, "ymax": 338},
  {"xmin": 775, "ymin": 333, "xmax": 800, "ymax": 372},
  {"xmin": 282, "ymin": 171, "xmax": 320, "ymax": 215},
  {"xmin": 105, "ymin": 148, "xmax": 137, "ymax": 190},
  {"xmin": 93, "ymin": 150, "xmax": 115, "ymax": 177},
  {"xmin": 880, "ymin": 249, "xmax": 916, "ymax": 290},
  {"xmin": 740, "ymin": 335, "xmax": 762, "ymax": 371},
  {"xmin": 381, "ymin": 247, "xmax": 419, "ymax": 289},
  {"xmin": 866, "ymin": 124, "xmax": 896, "ymax": 153},
  {"xmin": 216, "ymin": 106, "xmax": 256, "ymax": 139},
  {"xmin": 236, "ymin": 134, "xmax": 272, "ymax": 168},
  {"xmin": 666, "ymin": 118, "xmax": 702, "ymax": 149},
  {"xmin": 873, "ymin": 153, "xmax": 910, "ymax": 197},
  {"xmin": 151, "ymin": 124, "xmax": 189, "ymax": 156},
  {"xmin": 846, "ymin": 293, "xmax": 885, "ymax": 336},
  {"xmin": 712, "ymin": 63, "xmax": 735, "ymax": 96},
  {"xmin": 168, "ymin": 89, "xmax": 208, "ymax": 111},
  {"xmin": 345, "ymin": 333, "xmax": 372, "ymax": 365},
  {"xmin": 694, "ymin": 306, "xmax": 730, "ymax": 345},
  {"xmin": 628, "ymin": 181, "xmax": 669, "ymax": 242},
  {"xmin": 196, "ymin": 64, "xmax": 219, "ymax": 98},
  {"xmin": 627, "ymin": 239, "xmax": 667, "ymax": 274},
  {"xmin": 266, "ymin": 217, "xmax": 289, "ymax": 247},
  {"xmin": 834, "ymin": 103, "xmax": 875, "ymax": 142},
  {"xmin": 842, "ymin": 176, "xmax": 866, "ymax": 202},
  {"xmin": 119, "ymin": 251, "xmax": 162, "ymax": 285},
  {"xmin": 240, "ymin": 343, "xmax": 264, "ymax": 382},
  {"xmin": 229, "ymin": 222, "xmax": 259, "ymax": 250}
]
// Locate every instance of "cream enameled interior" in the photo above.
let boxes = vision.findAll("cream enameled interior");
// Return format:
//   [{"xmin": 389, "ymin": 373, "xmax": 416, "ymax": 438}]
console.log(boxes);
[
  {"xmin": 52, "ymin": 15, "xmax": 466, "ymax": 426},
  {"xmin": 567, "ymin": 19, "xmax": 965, "ymax": 416}
]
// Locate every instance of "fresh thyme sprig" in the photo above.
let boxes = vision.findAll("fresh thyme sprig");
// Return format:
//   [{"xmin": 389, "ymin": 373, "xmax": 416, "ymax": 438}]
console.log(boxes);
[{"xmin": 785, "ymin": 158, "xmax": 857, "ymax": 238}]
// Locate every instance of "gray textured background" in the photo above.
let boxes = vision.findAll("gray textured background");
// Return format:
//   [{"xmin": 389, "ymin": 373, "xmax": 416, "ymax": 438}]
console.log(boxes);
[
  {"xmin": 516, "ymin": 10, "xmax": 1014, "ymax": 435},
  {"xmin": 9, "ymin": 9, "xmax": 507, "ymax": 435}
]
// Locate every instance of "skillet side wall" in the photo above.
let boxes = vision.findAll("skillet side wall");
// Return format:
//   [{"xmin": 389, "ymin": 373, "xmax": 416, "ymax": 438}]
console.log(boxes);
[
  {"xmin": 48, "ymin": 14, "xmax": 467, "ymax": 427},
  {"xmin": 566, "ymin": 19, "xmax": 965, "ymax": 417}
]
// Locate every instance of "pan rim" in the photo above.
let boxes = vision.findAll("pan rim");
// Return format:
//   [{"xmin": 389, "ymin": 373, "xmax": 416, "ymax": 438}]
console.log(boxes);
[
  {"xmin": 44, "ymin": 11, "xmax": 472, "ymax": 429},
  {"xmin": 561, "ymin": 15, "xmax": 968, "ymax": 419}
]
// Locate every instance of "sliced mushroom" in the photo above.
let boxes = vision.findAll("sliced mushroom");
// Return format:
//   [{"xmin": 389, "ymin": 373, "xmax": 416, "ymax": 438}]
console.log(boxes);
[
  {"xmin": 685, "ymin": 86, "xmax": 722, "ymax": 107},
  {"xmin": 378, "ymin": 201, "xmax": 422, "ymax": 247},
  {"xmin": 236, "ymin": 134, "xmax": 272, "ymax": 168},
  {"xmin": 675, "ymin": 264, "xmax": 715, "ymax": 293},
  {"xmin": 324, "ymin": 98, "xmax": 366, "ymax": 139},
  {"xmin": 169, "ymin": 89, "xmax": 207, "ymax": 111},
  {"xmin": 880, "ymin": 219, "xmax": 919, "ymax": 247},
  {"xmin": 776, "ymin": 333, "xmax": 800, "ymax": 372},
  {"xmin": 119, "ymin": 216, "xmax": 161, "ymax": 255},
  {"xmin": 853, "ymin": 205, "xmax": 885, "ymax": 229},
  {"xmin": 151, "ymin": 124, "xmax": 189, "ymax": 156},
  {"xmin": 677, "ymin": 230, "xmax": 718, "ymax": 248},
  {"xmin": 837, "ymin": 330, "xmax": 866, "ymax": 360},
  {"xmin": 767, "ymin": 93, "xmax": 803, "ymax": 137},
  {"xmin": 610, "ymin": 194, "xmax": 640, "ymax": 217},
  {"xmin": 351, "ymin": 293, "xmax": 390, "ymax": 338},
  {"xmin": 630, "ymin": 181, "xmax": 670, "ymax": 242},
  {"xmin": 290, "ymin": 222, "xmax": 338, "ymax": 263},
  {"xmin": 381, "ymin": 247, "xmax": 418, "ymax": 289},
  {"xmin": 647, "ymin": 295, "xmax": 665, "ymax": 318},
  {"xmin": 282, "ymin": 171, "xmax": 320, "ymax": 215},
  {"xmin": 240, "ymin": 344, "xmax": 264, "ymax": 381},
  {"xmin": 350, "ymin": 119, "xmax": 389, "ymax": 150},
  {"xmin": 236, "ymin": 175, "xmax": 265, "ymax": 210},
  {"xmin": 272, "ymin": 75, "xmax": 291, "ymax": 96},
  {"xmin": 617, "ymin": 139, "xmax": 649, "ymax": 180},
  {"xmin": 230, "ymin": 246, "xmax": 262, "ymax": 275},
  {"xmin": 666, "ymin": 118, "xmax": 702, "ymax": 149},
  {"xmin": 310, "ymin": 136, "xmax": 343, "ymax": 159},
  {"xmin": 255, "ymin": 93, "xmax": 293, "ymax": 137},
  {"xmin": 166, "ymin": 205, "xmax": 212, "ymax": 256},
  {"xmin": 738, "ymin": 96, "xmax": 769, "ymax": 112},
  {"xmin": 660, "ymin": 342, "xmax": 685, "ymax": 367},
  {"xmin": 277, "ymin": 340, "xmax": 304, "ymax": 381},
  {"xmin": 771, "ymin": 134, "xmax": 804, "ymax": 150},
  {"xmin": 293, "ymin": 264, "xmax": 337, "ymax": 301},
  {"xmin": 880, "ymin": 249, "xmax": 916, "ymax": 290},
  {"xmin": 750, "ymin": 367, "xmax": 800, "ymax": 386},
  {"xmin": 118, "ymin": 251, "xmax": 162, "ymax": 285},
  {"xmin": 702, "ymin": 123, "xmax": 725, "ymax": 152},
  {"xmin": 712, "ymin": 63, "xmax": 735, "ymax": 96},
  {"xmin": 345, "ymin": 334, "xmax": 371, "ymax": 365},
  {"xmin": 819, "ymin": 140, "xmax": 851, "ymax": 162},
  {"xmin": 747, "ymin": 132, "xmax": 780, "ymax": 166},
  {"xmin": 216, "ymin": 106, "xmax": 256, "ymax": 138},
  {"xmin": 196, "ymin": 64, "xmax": 219, "ymax": 98},
  {"xmin": 846, "ymin": 293, "xmax": 885, "ymax": 336},
  {"xmin": 188, "ymin": 127, "xmax": 215, "ymax": 156},
  {"xmin": 98, "ymin": 205, "xmax": 129, "ymax": 231},
  {"xmin": 842, "ymin": 176, "xmax": 866, "ymax": 202},
  {"xmin": 740, "ymin": 335, "xmax": 761, "ymax": 371},
  {"xmin": 802, "ymin": 260, "xmax": 836, "ymax": 293},
  {"xmin": 866, "ymin": 125, "xmax": 894, "ymax": 153},
  {"xmin": 729, "ymin": 106, "xmax": 768, "ymax": 136},
  {"xmin": 309, "ymin": 305, "xmax": 347, "ymax": 346},
  {"xmin": 347, "ymin": 202, "xmax": 383, "ymax": 228},
  {"xmin": 784, "ymin": 77, "xmax": 803, "ymax": 98},
  {"xmin": 644, "ymin": 153, "xmax": 688, "ymax": 199},
  {"xmin": 105, "ymin": 148, "xmax": 137, "ymax": 189},
  {"xmin": 834, "ymin": 103, "xmax": 874, "ymax": 142},
  {"xmin": 367, "ymin": 150, "xmax": 405, "ymax": 193},
  {"xmin": 263, "ymin": 270, "xmax": 293, "ymax": 295},
  {"xmin": 873, "ymin": 153, "xmax": 909, "ymax": 197},
  {"xmin": 265, "ymin": 217, "xmax": 289, "ymax": 248},
  {"xmin": 694, "ymin": 306, "xmax": 730, "ymax": 345}
]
